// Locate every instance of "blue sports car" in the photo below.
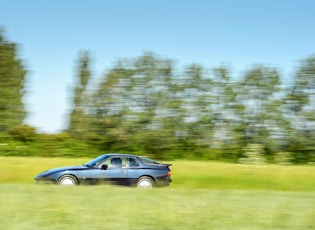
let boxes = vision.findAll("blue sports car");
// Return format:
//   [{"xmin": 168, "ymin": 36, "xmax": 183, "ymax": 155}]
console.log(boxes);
[{"xmin": 34, "ymin": 153, "xmax": 172, "ymax": 188}]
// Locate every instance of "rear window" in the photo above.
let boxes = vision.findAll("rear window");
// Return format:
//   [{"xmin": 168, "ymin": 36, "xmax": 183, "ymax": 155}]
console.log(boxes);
[{"xmin": 140, "ymin": 157, "xmax": 162, "ymax": 165}]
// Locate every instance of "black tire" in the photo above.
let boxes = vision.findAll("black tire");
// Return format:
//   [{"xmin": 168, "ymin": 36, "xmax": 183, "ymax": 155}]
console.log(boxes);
[
  {"xmin": 58, "ymin": 175, "xmax": 78, "ymax": 186},
  {"xmin": 136, "ymin": 176, "xmax": 154, "ymax": 189}
]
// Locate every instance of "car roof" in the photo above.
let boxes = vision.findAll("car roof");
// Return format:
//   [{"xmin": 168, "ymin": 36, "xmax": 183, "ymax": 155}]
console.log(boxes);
[{"xmin": 101, "ymin": 153, "xmax": 139, "ymax": 157}]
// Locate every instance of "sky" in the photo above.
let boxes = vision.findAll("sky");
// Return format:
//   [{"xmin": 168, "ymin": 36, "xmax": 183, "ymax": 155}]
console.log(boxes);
[{"xmin": 0, "ymin": 0, "xmax": 314, "ymax": 133}]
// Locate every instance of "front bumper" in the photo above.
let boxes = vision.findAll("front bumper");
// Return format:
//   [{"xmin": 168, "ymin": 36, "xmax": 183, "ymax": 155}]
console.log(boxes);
[{"xmin": 34, "ymin": 177, "xmax": 56, "ymax": 184}]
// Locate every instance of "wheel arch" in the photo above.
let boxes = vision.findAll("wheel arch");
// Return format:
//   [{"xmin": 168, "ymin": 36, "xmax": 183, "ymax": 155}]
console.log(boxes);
[
  {"xmin": 139, "ymin": 174, "xmax": 156, "ymax": 180},
  {"xmin": 58, "ymin": 173, "xmax": 79, "ymax": 185},
  {"xmin": 137, "ymin": 175, "xmax": 157, "ymax": 185}
]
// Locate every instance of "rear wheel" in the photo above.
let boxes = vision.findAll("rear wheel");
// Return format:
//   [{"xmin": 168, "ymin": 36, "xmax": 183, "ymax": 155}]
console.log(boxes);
[
  {"xmin": 137, "ymin": 176, "xmax": 154, "ymax": 189},
  {"xmin": 58, "ymin": 175, "xmax": 78, "ymax": 186}
]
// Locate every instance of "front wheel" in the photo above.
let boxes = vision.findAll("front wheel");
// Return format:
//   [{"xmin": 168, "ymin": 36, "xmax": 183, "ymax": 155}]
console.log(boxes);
[
  {"xmin": 58, "ymin": 175, "xmax": 78, "ymax": 186},
  {"xmin": 137, "ymin": 176, "xmax": 154, "ymax": 189}
]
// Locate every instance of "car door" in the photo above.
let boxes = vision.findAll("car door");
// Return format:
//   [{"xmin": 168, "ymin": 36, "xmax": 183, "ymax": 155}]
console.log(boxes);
[
  {"xmin": 126, "ymin": 157, "xmax": 142, "ymax": 185},
  {"xmin": 90, "ymin": 156, "xmax": 128, "ymax": 185}
]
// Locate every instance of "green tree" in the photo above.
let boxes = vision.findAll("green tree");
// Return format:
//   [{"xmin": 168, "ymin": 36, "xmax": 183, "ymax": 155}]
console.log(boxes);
[
  {"xmin": 284, "ymin": 55, "xmax": 315, "ymax": 163},
  {"xmin": 63, "ymin": 51, "xmax": 315, "ymax": 162},
  {"xmin": 68, "ymin": 51, "xmax": 92, "ymax": 139},
  {"xmin": 9, "ymin": 125, "xmax": 37, "ymax": 142},
  {"xmin": 235, "ymin": 66, "xmax": 282, "ymax": 160},
  {"xmin": 88, "ymin": 58, "xmax": 135, "ymax": 151},
  {"xmin": 89, "ymin": 52, "xmax": 178, "ymax": 156},
  {"xmin": 209, "ymin": 67, "xmax": 245, "ymax": 161},
  {"xmin": 0, "ymin": 30, "xmax": 27, "ymax": 139}
]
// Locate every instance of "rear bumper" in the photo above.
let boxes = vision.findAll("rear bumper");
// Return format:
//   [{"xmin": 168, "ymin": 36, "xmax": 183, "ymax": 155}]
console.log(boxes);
[{"xmin": 156, "ymin": 177, "xmax": 172, "ymax": 187}]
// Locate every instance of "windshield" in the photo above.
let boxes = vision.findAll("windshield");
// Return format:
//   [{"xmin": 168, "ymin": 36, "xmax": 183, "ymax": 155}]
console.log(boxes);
[
  {"xmin": 85, "ymin": 155, "xmax": 109, "ymax": 167},
  {"xmin": 139, "ymin": 157, "xmax": 162, "ymax": 165}
]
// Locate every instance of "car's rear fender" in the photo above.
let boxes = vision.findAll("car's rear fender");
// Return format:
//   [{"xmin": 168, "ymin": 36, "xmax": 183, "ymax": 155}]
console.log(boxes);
[{"xmin": 137, "ymin": 175, "xmax": 157, "ymax": 185}]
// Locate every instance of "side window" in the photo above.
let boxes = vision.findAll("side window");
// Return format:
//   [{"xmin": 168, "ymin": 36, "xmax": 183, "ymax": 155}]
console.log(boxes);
[
  {"xmin": 128, "ymin": 157, "xmax": 140, "ymax": 168},
  {"xmin": 103, "ymin": 157, "xmax": 126, "ymax": 169}
]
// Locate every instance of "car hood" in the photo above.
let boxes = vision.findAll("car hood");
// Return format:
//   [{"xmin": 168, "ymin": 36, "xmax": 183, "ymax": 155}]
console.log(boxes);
[{"xmin": 36, "ymin": 165, "xmax": 88, "ymax": 178}]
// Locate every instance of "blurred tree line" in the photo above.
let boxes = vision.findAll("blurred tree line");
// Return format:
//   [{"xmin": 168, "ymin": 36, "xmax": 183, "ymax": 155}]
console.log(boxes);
[{"xmin": 1, "ymin": 31, "xmax": 315, "ymax": 163}]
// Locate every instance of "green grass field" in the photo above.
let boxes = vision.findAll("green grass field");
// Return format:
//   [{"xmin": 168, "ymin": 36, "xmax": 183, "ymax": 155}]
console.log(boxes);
[{"xmin": 1, "ymin": 156, "xmax": 315, "ymax": 229}]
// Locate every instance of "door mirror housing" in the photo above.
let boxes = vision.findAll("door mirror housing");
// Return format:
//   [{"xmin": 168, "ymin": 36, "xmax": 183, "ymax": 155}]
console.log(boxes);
[{"xmin": 101, "ymin": 164, "xmax": 108, "ymax": 170}]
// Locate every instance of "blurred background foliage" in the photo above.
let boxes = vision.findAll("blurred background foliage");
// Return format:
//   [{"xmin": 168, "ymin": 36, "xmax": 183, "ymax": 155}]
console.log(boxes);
[{"xmin": 1, "ymin": 31, "xmax": 315, "ymax": 164}]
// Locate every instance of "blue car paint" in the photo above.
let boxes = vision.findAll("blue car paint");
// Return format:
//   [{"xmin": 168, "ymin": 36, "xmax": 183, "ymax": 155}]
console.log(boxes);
[{"xmin": 35, "ymin": 153, "xmax": 172, "ymax": 187}]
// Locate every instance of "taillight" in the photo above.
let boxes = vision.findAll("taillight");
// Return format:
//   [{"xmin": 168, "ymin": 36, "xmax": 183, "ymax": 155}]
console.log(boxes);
[{"xmin": 167, "ymin": 172, "xmax": 171, "ymax": 177}]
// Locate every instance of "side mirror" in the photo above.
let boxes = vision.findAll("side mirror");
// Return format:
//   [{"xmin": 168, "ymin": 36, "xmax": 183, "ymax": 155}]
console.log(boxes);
[{"xmin": 101, "ymin": 164, "xmax": 108, "ymax": 170}]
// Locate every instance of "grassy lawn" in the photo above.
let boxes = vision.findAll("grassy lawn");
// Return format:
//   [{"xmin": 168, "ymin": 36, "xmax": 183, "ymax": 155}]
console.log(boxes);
[
  {"xmin": 1, "ymin": 185, "xmax": 315, "ymax": 229},
  {"xmin": 1, "ymin": 156, "xmax": 315, "ymax": 191},
  {"xmin": 1, "ymin": 156, "xmax": 315, "ymax": 229}
]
